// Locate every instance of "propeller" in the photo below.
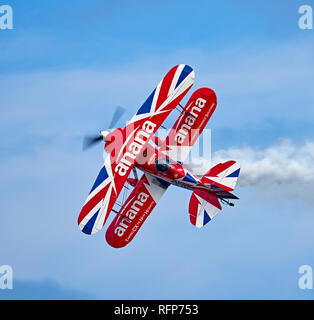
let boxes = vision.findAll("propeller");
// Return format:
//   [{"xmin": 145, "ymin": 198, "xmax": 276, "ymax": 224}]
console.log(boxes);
[
  {"xmin": 83, "ymin": 106, "xmax": 126, "ymax": 151},
  {"xmin": 82, "ymin": 134, "xmax": 104, "ymax": 151},
  {"xmin": 109, "ymin": 105, "xmax": 125, "ymax": 129}
]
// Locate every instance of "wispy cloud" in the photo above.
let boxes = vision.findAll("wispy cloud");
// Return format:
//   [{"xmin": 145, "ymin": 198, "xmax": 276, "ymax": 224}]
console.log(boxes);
[
  {"xmin": 187, "ymin": 139, "xmax": 314, "ymax": 204},
  {"xmin": 0, "ymin": 278, "xmax": 95, "ymax": 300},
  {"xmin": 1, "ymin": 33, "xmax": 314, "ymax": 299},
  {"xmin": 213, "ymin": 139, "xmax": 314, "ymax": 187}
]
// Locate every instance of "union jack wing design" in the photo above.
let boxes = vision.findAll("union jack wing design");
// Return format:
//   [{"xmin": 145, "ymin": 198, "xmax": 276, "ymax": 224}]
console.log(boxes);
[
  {"xmin": 189, "ymin": 189, "xmax": 221, "ymax": 228},
  {"xmin": 201, "ymin": 161, "xmax": 241, "ymax": 192},
  {"xmin": 78, "ymin": 65, "xmax": 241, "ymax": 248},
  {"xmin": 78, "ymin": 156, "xmax": 116, "ymax": 235},
  {"xmin": 78, "ymin": 65, "xmax": 195, "ymax": 235}
]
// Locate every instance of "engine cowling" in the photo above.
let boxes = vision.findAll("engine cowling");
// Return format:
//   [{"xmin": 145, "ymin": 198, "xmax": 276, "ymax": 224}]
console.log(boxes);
[
  {"xmin": 168, "ymin": 163, "xmax": 186, "ymax": 180},
  {"xmin": 104, "ymin": 128, "xmax": 123, "ymax": 152}
]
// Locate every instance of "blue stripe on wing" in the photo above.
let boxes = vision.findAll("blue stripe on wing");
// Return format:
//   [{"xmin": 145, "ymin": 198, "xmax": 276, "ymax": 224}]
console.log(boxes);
[
  {"xmin": 82, "ymin": 208, "xmax": 100, "ymax": 234},
  {"xmin": 175, "ymin": 65, "xmax": 193, "ymax": 89},
  {"xmin": 89, "ymin": 165, "xmax": 109, "ymax": 194},
  {"xmin": 136, "ymin": 89, "xmax": 156, "ymax": 115}
]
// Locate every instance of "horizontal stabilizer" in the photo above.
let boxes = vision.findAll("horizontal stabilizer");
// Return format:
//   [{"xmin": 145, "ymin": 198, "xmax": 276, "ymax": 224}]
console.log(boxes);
[
  {"xmin": 215, "ymin": 190, "xmax": 239, "ymax": 200},
  {"xmin": 189, "ymin": 189, "xmax": 221, "ymax": 228}
]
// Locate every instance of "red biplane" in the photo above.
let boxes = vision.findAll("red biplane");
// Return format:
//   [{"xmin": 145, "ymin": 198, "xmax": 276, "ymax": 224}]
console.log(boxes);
[{"xmin": 78, "ymin": 65, "xmax": 240, "ymax": 248}]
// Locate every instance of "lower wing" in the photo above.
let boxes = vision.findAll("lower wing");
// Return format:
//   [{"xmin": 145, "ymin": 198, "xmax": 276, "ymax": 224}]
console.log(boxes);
[{"xmin": 105, "ymin": 173, "xmax": 169, "ymax": 248}]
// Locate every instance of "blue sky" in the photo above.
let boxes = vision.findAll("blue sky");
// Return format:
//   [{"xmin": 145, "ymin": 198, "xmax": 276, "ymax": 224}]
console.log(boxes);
[{"xmin": 1, "ymin": 0, "xmax": 314, "ymax": 299}]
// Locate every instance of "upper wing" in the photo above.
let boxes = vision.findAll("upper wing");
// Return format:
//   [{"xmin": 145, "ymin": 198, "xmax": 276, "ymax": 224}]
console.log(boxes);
[
  {"xmin": 105, "ymin": 173, "xmax": 170, "ymax": 248},
  {"xmin": 160, "ymin": 87, "xmax": 217, "ymax": 162},
  {"xmin": 77, "ymin": 156, "xmax": 117, "ymax": 234},
  {"xmin": 78, "ymin": 64, "xmax": 194, "ymax": 235}
]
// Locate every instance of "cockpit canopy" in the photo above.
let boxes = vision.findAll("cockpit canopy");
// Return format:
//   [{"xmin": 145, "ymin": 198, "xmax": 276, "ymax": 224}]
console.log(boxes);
[
  {"xmin": 155, "ymin": 157, "xmax": 174, "ymax": 173},
  {"xmin": 154, "ymin": 157, "xmax": 186, "ymax": 180}
]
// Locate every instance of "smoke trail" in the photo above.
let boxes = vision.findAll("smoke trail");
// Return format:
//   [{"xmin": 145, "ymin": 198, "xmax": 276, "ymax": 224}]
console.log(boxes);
[{"xmin": 186, "ymin": 139, "xmax": 314, "ymax": 187}]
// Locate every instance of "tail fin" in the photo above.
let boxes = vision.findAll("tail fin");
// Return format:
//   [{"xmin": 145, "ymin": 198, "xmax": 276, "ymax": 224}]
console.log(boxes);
[
  {"xmin": 189, "ymin": 189, "xmax": 221, "ymax": 228},
  {"xmin": 201, "ymin": 161, "xmax": 240, "ymax": 192}
]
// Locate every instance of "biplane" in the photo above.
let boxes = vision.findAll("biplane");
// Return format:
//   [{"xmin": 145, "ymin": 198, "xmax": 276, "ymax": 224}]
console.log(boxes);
[{"xmin": 78, "ymin": 64, "xmax": 240, "ymax": 248}]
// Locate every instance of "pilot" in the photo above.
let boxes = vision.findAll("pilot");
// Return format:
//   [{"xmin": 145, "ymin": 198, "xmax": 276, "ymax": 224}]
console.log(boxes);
[
  {"xmin": 155, "ymin": 157, "xmax": 170, "ymax": 173},
  {"xmin": 155, "ymin": 157, "xmax": 185, "ymax": 180}
]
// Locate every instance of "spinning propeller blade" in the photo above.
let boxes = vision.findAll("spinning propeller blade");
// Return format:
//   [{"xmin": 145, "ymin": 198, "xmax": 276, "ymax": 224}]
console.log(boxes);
[
  {"xmin": 109, "ymin": 105, "xmax": 125, "ymax": 129},
  {"xmin": 82, "ymin": 106, "xmax": 126, "ymax": 151},
  {"xmin": 82, "ymin": 134, "xmax": 103, "ymax": 151}
]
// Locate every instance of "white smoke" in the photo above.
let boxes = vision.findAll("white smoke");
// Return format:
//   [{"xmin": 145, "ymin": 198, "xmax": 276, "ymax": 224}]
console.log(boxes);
[{"xmin": 186, "ymin": 139, "xmax": 314, "ymax": 188}]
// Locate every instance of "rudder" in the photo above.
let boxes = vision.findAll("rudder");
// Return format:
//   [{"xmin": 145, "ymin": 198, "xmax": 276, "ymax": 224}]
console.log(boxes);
[{"xmin": 201, "ymin": 161, "xmax": 240, "ymax": 192}]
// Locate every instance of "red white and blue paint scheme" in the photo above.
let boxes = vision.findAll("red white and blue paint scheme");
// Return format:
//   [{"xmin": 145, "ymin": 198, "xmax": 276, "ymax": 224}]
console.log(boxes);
[{"xmin": 78, "ymin": 64, "xmax": 240, "ymax": 248}]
